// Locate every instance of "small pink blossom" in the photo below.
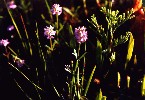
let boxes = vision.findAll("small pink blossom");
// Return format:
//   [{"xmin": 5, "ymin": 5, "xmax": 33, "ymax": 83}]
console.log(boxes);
[
  {"xmin": 7, "ymin": 25, "xmax": 15, "ymax": 31},
  {"xmin": 44, "ymin": 25, "xmax": 56, "ymax": 39},
  {"xmin": 51, "ymin": 4, "xmax": 62, "ymax": 15},
  {"xmin": 74, "ymin": 26, "xmax": 88, "ymax": 44},
  {"xmin": 7, "ymin": 1, "xmax": 17, "ymax": 9},
  {"xmin": 0, "ymin": 39, "xmax": 10, "ymax": 47}
]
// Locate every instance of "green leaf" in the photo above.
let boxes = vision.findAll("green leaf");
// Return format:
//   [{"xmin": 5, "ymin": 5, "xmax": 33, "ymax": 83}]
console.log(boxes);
[
  {"xmin": 96, "ymin": 39, "xmax": 102, "ymax": 66},
  {"xmin": 77, "ymin": 52, "xmax": 87, "ymax": 61},
  {"xmin": 84, "ymin": 65, "xmax": 96, "ymax": 96},
  {"xmin": 69, "ymin": 25, "xmax": 76, "ymax": 48},
  {"xmin": 125, "ymin": 32, "xmax": 134, "ymax": 69},
  {"xmin": 63, "ymin": 7, "xmax": 75, "ymax": 17},
  {"xmin": 95, "ymin": 89, "xmax": 103, "ymax": 100}
]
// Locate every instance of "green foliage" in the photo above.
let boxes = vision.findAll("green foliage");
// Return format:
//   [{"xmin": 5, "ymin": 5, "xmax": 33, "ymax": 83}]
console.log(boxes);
[
  {"xmin": 19, "ymin": 0, "xmax": 32, "ymax": 14},
  {"xmin": 96, "ymin": 39, "xmax": 103, "ymax": 66},
  {"xmin": 125, "ymin": 32, "xmax": 134, "ymax": 69},
  {"xmin": 88, "ymin": 7, "xmax": 135, "ymax": 65},
  {"xmin": 1, "ymin": 0, "xmax": 142, "ymax": 100},
  {"xmin": 95, "ymin": 89, "xmax": 107, "ymax": 100}
]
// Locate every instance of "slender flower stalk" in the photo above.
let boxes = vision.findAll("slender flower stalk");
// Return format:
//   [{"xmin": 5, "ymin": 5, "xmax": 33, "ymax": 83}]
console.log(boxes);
[
  {"xmin": 51, "ymin": 4, "xmax": 62, "ymax": 40},
  {"xmin": 81, "ymin": 42, "xmax": 86, "ymax": 92},
  {"xmin": 44, "ymin": 0, "xmax": 53, "ymax": 21},
  {"xmin": 20, "ymin": 14, "xmax": 33, "ymax": 56},
  {"xmin": 56, "ymin": 14, "xmax": 59, "ymax": 39},
  {"xmin": 4, "ymin": 0, "xmax": 26, "ymax": 50}
]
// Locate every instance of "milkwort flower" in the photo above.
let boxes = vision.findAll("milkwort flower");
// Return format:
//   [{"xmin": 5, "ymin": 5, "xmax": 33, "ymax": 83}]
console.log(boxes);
[
  {"xmin": 0, "ymin": 39, "xmax": 10, "ymax": 47},
  {"xmin": 44, "ymin": 25, "xmax": 56, "ymax": 39},
  {"xmin": 74, "ymin": 26, "xmax": 88, "ymax": 44},
  {"xmin": 7, "ymin": 25, "xmax": 15, "ymax": 31},
  {"xmin": 51, "ymin": 4, "xmax": 62, "ymax": 15},
  {"xmin": 7, "ymin": 1, "xmax": 17, "ymax": 9},
  {"xmin": 13, "ymin": 56, "xmax": 25, "ymax": 67}
]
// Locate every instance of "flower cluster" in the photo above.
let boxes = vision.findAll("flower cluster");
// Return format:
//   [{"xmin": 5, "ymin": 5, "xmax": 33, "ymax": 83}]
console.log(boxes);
[
  {"xmin": 0, "ymin": 39, "xmax": 10, "ymax": 47},
  {"xmin": 51, "ymin": 4, "xmax": 62, "ymax": 15},
  {"xmin": 44, "ymin": 25, "xmax": 56, "ymax": 39},
  {"xmin": 74, "ymin": 26, "xmax": 88, "ymax": 44}
]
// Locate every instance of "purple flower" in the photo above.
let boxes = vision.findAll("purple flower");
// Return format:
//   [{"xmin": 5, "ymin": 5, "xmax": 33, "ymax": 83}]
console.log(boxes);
[
  {"xmin": 7, "ymin": 25, "xmax": 15, "ymax": 31},
  {"xmin": 51, "ymin": 4, "xmax": 62, "ymax": 15},
  {"xmin": 16, "ymin": 59, "xmax": 25, "ymax": 67},
  {"xmin": 44, "ymin": 25, "xmax": 56, "ymax": 39},
  {"xmin": 74, "ymin": 26, "xmax": 88, "ymax": 44},
  {"xmin": 13, "ymin": 56, "xmax": 25, "ymax": 67},
  {"xmin": 7, "ymin": 1, "xmax": 17, "ymax": 9},
  {"xmin": 0, "ymin": 39, "xmax": 10, "ymax": 47}
]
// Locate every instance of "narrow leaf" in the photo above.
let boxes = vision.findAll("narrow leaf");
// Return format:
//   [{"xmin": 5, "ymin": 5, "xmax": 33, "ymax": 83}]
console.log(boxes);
[{"xmin": 125, "ymin": 32, "xmax": 134, "ymax": 69}]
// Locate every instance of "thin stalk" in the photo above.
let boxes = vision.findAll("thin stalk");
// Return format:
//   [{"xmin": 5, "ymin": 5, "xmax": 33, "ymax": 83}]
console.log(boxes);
[
  {"xmin": 44, "ymin": 0, "xmax": 53, "ymax": 21},
  {"xmin": 56, "ymin": 14, "xmax": 59, "ymax": 40},
  {"xmin": 8, "ymin": 62, "xmax": 43, "ymax": 91},
  {"xmin": 76, "ymin": 44, "xmax": 81, "ymax": 99},
  {"xmin": 70, "ymin": 61, "xmax": 74, "ymax": 100},
  {"xmin": 35, "ymin": 68, "xmax": 40, "ymax": 85},
  {"xmin": 81, "ymin": 42, "xmax": 86, "ymax": 92},
  {"xmin": 4, "ymin": 0, "xmax": 25, "ymax": 49},
  {"xmin": 35, "ymin": 22, "xmax": 47, "ymax": 72},
  {"xmin": 50, "ymin": 38, "xmax": 53, "ymax": 49},
  {"xmin": 34, "ymin": 67, "xmax": 42, "ymax": 99},
  {"xmin": 14, "ymin": 79, "xmax": 33, "ymax": 100},
  {"xmin": 78, "ymin": 44, "xmax": 81, "ymax": 57},
  {"xmin": 20, "ymin": 14, "xmax": 32, "ymax": 56},
  {"xmin": 8, "ymin": 46, "xmax": 17, "ymax": 56},
  {"xmin": 82, "ymin": 0, "xmax": 88, "ymax": 16},
  {"xmin": 77, "ymin": 66, "xmax": 80, "ymax": 99},
  {"xmin": 84, "ymin": 65, "xmax": 96, "ymax": 96}
]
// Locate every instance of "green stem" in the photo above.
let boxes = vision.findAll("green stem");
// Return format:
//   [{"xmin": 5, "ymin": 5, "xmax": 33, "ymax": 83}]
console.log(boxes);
[
  {"xmin": 35, "ymin": 22, "xmax": 47, "ymax": 72},
  {"xmin": 77, "ymin": 66, "xmax": 80, "ymax": 99},
  {"xmin": 4, "ymin": 0, "xmax": 26, "ymax": 50},
  {"xmin": 81, "ymin": 43, "xmax": 86, "ymax": 92},
  {"xmin": 44, "ymin": 0, "xmax": 53, "ymax": 21},
  {"xmin": 8, "ymin": 62, "xmax": 43, "ymax": 91},
  {"xmin": 50, "ymin": 38, "xmax": 53, "ymax": 49},
  {"xmin": 14, "ymin": 79, "xmax": 33, "ymax": 100},
  {"xmin": 20, "ymin": 14, "xmax": 32, "ymax": 56},
  {"xmin": 56, "ymin": 14, "xmax": 59, "ymax": 40}
]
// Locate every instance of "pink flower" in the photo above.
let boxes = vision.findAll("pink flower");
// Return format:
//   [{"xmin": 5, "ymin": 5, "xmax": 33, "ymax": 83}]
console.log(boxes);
[
  {"xmin": 7, "ymin": 1, "xmax": 17, "ymax": 9},
  {"xmin": 7, "ymin": 25, "xmax": 15, "ymax": 31},
  {"xmin": 74, "ymin": 26, "xmax": 88, "ymax": 44},
  {"xmin": 51, "ymin": 4, "xmax": 62, "ymax": 15},
  {"xmin": 0, "ymin": 39, "xmax": 10, "ymax": 47},
  {"xmin": 44, "ymin": 25, "xmax": 56, "ymax": 39}
]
